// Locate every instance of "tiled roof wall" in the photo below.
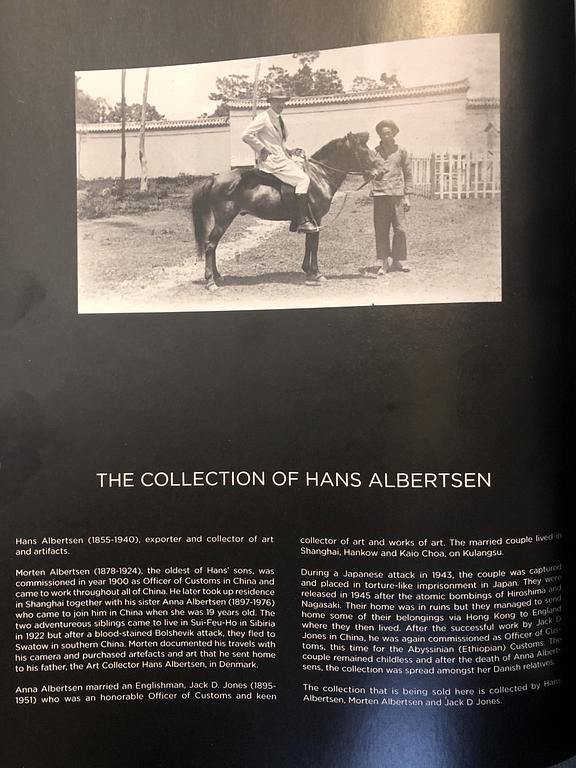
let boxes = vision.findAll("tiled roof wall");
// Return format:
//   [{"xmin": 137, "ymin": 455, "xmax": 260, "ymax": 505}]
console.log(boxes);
[
  {"xmin": 228, "ymin": 79, "xmax": 472, "ymax": 110},
  {"xmin": 77, "ymin": 116, "xmax": 229, "ymax": 133},
  {"xmin": 76, "ymin": 82, "xmax": 499, "ymax": 133}
]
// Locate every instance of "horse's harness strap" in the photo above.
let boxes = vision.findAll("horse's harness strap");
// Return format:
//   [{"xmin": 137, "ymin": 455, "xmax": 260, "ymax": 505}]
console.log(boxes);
[{"xmin": 312, "ymin": 158, "xmax": 365, "ymax": 176}]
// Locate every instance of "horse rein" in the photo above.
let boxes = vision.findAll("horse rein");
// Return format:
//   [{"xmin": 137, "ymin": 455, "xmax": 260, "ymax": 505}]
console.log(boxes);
[
  {"xmin": 305, "ymin": 145, "xmax": 374, "ymax": 232},
  {"xmin": 311, "ymin": 159, "xmax": 371, "ymax": 191},
  {"xmin": 311, "ymin": 144, "xmax": 374, "ymax": 190},
  {"xmin": 311, "ymin": 158, "xmax": 365, "ymax": 177}
]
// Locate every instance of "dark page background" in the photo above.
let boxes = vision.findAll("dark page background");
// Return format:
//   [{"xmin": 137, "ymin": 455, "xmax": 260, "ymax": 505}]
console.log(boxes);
[{"xmin": 1, "ymin": 1, "xmax": 575, "ymax": 766}]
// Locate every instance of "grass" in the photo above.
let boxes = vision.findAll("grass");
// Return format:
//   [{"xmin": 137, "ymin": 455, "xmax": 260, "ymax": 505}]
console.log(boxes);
[{"xmin": 76, "ymin": 174, "xmax": 206, "ymax": 220}]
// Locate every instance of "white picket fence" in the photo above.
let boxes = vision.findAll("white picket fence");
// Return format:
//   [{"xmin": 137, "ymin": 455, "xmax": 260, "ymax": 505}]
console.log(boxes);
[{"xmin": 411, "ymin": 151, "xmax": 501, "ymax": 199}]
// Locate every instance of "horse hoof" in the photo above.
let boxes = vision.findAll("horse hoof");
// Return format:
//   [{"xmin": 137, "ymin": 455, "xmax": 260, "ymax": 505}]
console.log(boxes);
[
  {"xmin": 305, "ymin": 274, "xmax": 326, "ymax": 286},
  {"xmin": 206, "ymin": 282, "xmax": 218, "ymax": 292}
]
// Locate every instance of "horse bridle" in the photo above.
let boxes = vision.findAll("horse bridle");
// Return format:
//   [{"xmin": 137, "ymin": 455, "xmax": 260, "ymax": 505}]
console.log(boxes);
[
  {"xmin": 311, "ymin": 158, "xmax": 352, "ymax": 174},
  {"xmin": 311, "ymin": 138, "xmax": 373, "ymax": 177},
  {"xmin": 308, "ymin": 139, "xmax": 376, "ymax": 232}
]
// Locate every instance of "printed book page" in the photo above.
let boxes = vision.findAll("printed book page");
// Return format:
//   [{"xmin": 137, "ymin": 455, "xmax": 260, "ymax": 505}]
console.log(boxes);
[{"xmin": 1, "ymin": 1, "xmax": 574, "ymax": 766}]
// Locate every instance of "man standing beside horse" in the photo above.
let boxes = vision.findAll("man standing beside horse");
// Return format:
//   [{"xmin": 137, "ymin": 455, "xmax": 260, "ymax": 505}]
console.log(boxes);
[
  {"xmin": 241, "ymin": 87, "xmax": 318, "ymax": 233},
  {"xmin": 369, "ymin": 119, "xmax": 413, "ymax": 275}
]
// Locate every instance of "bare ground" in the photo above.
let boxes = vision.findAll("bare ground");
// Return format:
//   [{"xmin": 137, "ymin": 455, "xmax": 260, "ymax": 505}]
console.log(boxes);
[{"xmin": 77, "ymin": 184, "xmax": 501, "ymax": 313}]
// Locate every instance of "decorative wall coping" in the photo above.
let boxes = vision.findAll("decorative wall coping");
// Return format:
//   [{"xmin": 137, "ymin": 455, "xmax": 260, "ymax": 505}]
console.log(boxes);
[
  {"xmin": 466, "ymin": 97, "xmax": 500, "ymax": 109},
  {"xmin": 76, "ymin": 83, "xmax": 499, "ymax": 134},
  {"xmin": 228, "ymin": 79, "xmax": 472, "ymax": 110},
  {"xmin": 76, "ymin": 116, "xmax": 229, "ymax": 133}
]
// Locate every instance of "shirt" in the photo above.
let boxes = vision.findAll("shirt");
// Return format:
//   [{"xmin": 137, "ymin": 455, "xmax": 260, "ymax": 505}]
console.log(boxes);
[{"xmin": 371, "ymin": 141, "xmax": 413, "ymax": 196}]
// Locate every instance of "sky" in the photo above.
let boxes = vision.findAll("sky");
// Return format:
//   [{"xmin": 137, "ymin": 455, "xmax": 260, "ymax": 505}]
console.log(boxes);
[{"xmin": 77, "ymin": 34, "xmax": 499, "ymax": 121}]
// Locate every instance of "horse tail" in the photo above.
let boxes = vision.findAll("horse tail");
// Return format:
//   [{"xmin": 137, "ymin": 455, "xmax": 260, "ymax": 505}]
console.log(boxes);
[{"xmin": 189, "ymin": 176, "xmax": 215, "ymax": 259}]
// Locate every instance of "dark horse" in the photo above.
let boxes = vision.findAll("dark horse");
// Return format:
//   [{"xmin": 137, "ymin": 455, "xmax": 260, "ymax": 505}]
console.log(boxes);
[{"xmin": 189, "ymin": 132, "xmax": 377, "ymax": 290}]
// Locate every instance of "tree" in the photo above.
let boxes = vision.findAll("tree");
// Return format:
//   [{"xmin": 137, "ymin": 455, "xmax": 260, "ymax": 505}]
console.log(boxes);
[
  {"xmin": 208, "ymin": 73, "xmax": 254, "ymax": 116},
  {"xmin": 292, "ymin": 51, "xmax": 319, "ymax": 67},
  {"xmin": 210, "ymin": 102, "xmax": 232, "ymax": 118},
  {"xmin": 139, "ymin": 68, "xmax": 150, "ymax": 192},
  {"xmin": 75, "ymin": 77, "xmax": 164, "ymax": 123},
  {"xmin": 75, "ymin": 77, "xmax": 109, "ymax": 122},
  {"xmin": 251, "ymin": 59, "xmax": 262, "ymax": 119},
  {"xmin": 210, "ymin": 74, "xmax": 253, "ymax": 103},
  {"xmin": 351, "ymin": 75, "xmax": 380, "ymax": 92},
  {"xmin": 119, "ymin": 69, "xmax": 126, "ymax": 198},
  {"xmin": 290, "ymin": 63, "xmax": 314, "ymax": 96},
  {"xmin": 250, "ymin": 59, "xmax": 262, "ymax": 165},
  {"xmin": 311, "ymin": 68, "xmax": 343, "ymax": 95},
  {"xmin": 106, "ymin": 102, "xmax": 164, "ymax": 122},
  {"xmin": 351, "ymin": 73, "xmax": 401, "ymax": 91},
  {"xmin": 257, "ymin": 65, "xmax": 292, "ymax": 98},
  {"xmin": 380, "ymin": 72, "xmax": 400, "ymax": 88},
  {"xmin": 207, "ymin": 53, "xmax": 344, "ymax": 115}
]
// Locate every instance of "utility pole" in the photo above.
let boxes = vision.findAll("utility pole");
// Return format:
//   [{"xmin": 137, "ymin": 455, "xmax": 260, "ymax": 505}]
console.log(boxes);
[
  {"xmin": 139, "ymin": 68, "xmax": 150, "ymax": 192},
  {"xmin": 251, "ymin": 58, "xmax": 262, "ymax": 164},
  {"xmin": 119, "ymin": 68, "xmax": 127, "ymax": 197}
]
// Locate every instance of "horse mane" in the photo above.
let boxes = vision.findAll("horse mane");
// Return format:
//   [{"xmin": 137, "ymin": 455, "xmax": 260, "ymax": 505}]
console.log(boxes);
[{"xmin": 311, "ymin": 137, "xmax": 344, "ymax": 160}]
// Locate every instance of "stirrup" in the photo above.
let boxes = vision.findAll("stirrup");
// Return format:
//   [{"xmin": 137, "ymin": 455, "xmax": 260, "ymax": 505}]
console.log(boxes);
[{"xmin": 297, "ymin": 219, "xmax": 318, "ymax": 234}]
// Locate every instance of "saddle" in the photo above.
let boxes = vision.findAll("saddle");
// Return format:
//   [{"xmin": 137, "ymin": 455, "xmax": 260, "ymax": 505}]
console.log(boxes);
[
  {"xmin": 239, "ymin": 168, "xmax": 295, "ymax": 203},
  {"xmin": 237, "ymin": 169, "xmax": 312, "ymax": 232}
]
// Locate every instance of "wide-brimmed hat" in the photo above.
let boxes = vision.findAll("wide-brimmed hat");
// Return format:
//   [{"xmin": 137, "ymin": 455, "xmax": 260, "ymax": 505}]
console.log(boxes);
[
  {"xmin": 376, "ymin": 119, "xmax": 399, "ymax": 136},
  {"xmin": 268, "ymin": 87, "xmax": 290, "ymax": 101}
]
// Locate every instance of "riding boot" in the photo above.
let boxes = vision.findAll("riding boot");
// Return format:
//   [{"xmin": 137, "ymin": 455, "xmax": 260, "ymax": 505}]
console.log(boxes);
[{"xmin": 295, "ymin": 194, "xmax": 318, "ymax": 233}]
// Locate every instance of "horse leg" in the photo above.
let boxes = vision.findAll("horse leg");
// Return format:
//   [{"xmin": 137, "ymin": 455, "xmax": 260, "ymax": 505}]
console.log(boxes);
[
  {"xmin": 305, "ymin": 231, "xmax": 326, "ymax": 284},
  {"xmin": 213, "ymin": 249, "xmax": 221, "ymax": 281},
  {"xmin": 205, "ymin": 209, "xmax": 236, "ymax": 291},
  {"xmin": 205, "ymin": 241, "xmax": 217, "ymax": 290},
  {"xmin": 302, "ymin": 234, "xmax": 312, "ymax": 274},
  {"xmin": 310, "ymin": 231, "xmax": 320, "ymax": 276}
]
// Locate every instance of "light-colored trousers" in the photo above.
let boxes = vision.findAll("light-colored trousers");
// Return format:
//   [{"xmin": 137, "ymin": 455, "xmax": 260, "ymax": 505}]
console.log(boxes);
[{"xmin": 259, "ymin": 155, "xmax": 310, "ymax": 193}]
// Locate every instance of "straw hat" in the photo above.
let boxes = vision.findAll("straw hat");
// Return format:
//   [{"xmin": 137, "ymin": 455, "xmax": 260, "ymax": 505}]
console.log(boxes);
[{"xmin": 268, "ymin": 87, "xmax": 291, "ymax": 101}]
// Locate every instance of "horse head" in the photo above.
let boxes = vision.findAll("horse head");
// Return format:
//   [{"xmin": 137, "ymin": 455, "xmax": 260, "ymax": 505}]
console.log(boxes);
[
  {"xmin": 342, "ymin": 132, "xmax": 377, "ymax": 174},
  {"xmin": 311, "ymin": 133, "xmax": 378, "ymax": 178}
]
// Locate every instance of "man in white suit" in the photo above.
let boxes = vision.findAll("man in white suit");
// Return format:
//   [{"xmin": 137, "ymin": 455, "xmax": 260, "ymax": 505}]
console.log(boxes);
[{"xmin": 241, "ymin": 87, "xmax": 317, "ymax": 233}]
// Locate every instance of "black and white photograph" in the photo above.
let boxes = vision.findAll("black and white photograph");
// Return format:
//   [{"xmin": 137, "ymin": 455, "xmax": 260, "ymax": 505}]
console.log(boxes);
[
  {"xmin": 4, "ymin": 1, "xmax": 576, "ymax": 767},
  {"xmin": 76, "ymin": 33, "xmax": 501, "ymax": 313}
]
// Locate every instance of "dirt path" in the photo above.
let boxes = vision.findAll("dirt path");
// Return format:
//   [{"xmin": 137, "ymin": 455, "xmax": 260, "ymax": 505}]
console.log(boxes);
[
  {"xmin": 78, "ymin": 191, "xmax": 501, "ymax": 313},
  {"xmin": 78, "ymin": 209, "xmax": 286, "ymax": 312}
]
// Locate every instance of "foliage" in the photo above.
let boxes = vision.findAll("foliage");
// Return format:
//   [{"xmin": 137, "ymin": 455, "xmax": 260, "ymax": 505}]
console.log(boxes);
[
  {"xmin": 291, "ymin": 51, "xmax": 319, "ymax": 66},
  {"xmin": 380, "ymin": 72, "xmax": 400, "ymax": 88},
  {"xmin": 257, "ymin": 65, "xmax": 293, "ymax": 97},
  {"xmin": 312, "ymin": 68, "xmax": 343, "ymax": 95},
  {"xmin": 352, "ymin": 72, "xmax": 402, "ymax": 91},
  {"xmin": 209, "ymin": 73, "xmax": 253, "ymax": 104},
  {"xmin": 289, "ymin": 63, "xmax": 315, "ymax": 96},
  {"xmin": 75, "ymin": 78, "xmax": 164, "ymax": 124},
  {"xmin": 105, "ymin": 102, "xmax": 165, "ymax": 122},
  {"xmin": 206, "ymin": 53, "xmax": 401, "ymax": 116},
  {"xmin": 76, "ymin": 82, "xmax": 110, "ymax": 122},
  {"xmin": 207, "ymin": 52, "xmax": 344, "ymax": 115},
  {"xmin": 77, "ymin": 175, "xmax": 206, "ymax": 219},
  {"xmin": 351, "ymin": 76, "xmax": 380, "ymax": 91}
]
